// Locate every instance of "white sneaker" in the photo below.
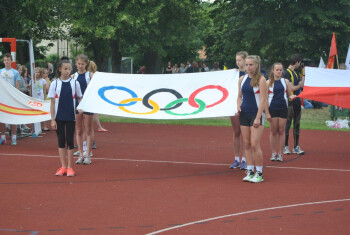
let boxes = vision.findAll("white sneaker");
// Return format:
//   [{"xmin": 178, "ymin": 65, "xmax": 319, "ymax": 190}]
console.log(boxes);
[
  {"xmin": 276, "ymin": 154, "xmax": 283, "ymax": 162},
  {"xmin": 83, "ymin": 151, "xmax": 93, "ymax": 157},
  {"xmin": 76, "ymin": 156, "xmax": 84, "ymax": 164},
  {"xmin": 250, "ymin": 171, "xmax": 264, "ymax": 183},
  {"xmin": 243, "ymin": 170, "xmax": 254, "ymax": 182},
  {"xmin": 292, "ymin": 146, "xmax": 305, "ymax": 155},
  {"xmin": 283, "ymin": 146, "xmax": 291, "ymax": 155},
  {"xmin": 73, "ymin": 151, "xmax": 80, "ymax": 156},
  {"xmin": 83, "ymin": 157, "xmax": 92, "ymax": 165},
  {"xmin": 270, "ymin": 153, "xmax": 277, "ymax": 161}
]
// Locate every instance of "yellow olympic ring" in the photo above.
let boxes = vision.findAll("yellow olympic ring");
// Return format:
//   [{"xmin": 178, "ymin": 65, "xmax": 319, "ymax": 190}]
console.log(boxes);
[{"xmin": 119, "ymin": 98, "xmax": 160, "ymax": 115}]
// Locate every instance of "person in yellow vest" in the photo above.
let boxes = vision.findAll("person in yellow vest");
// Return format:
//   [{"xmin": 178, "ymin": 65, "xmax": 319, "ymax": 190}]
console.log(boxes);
[{"xmin": 282, "ymin": 54, "xmax": 305, "ymax": 155}]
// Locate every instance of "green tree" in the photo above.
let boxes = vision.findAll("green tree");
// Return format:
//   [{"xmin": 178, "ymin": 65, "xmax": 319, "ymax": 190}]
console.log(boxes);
[
  {"xmin": 206, "ymin": 0, "xmax": 350, "ymax": 67},
  {"xmin": 0, "ymin": 0, "xmax": 66, "ymax": 64},
  {"xmin": 63, "ymin": 0, "xmax": 127, "ymax": 72},
  {"xmin": 121, "ymin": 0, "xmax": 203, "ymax": 73},
  {"xmin": 64, "ymin": 0, "xmax": 203, "ymax": 73}
]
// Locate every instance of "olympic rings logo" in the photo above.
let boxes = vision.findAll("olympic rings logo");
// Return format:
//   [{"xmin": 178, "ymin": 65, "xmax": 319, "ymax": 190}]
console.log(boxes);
[{"xmin": 98, "ymin": 85, "xmax": 229, "ymax": 116}]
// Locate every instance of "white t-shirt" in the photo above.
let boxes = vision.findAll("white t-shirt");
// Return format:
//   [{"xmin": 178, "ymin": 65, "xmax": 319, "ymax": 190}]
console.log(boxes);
[
  {"xmin": 0, "ymin": 68, "xmax": 21, "ymax": 87},
  {"xmin": 48, "ymin": 78, "xmax": 83, "ymax": 120},
  {"xmin": 35, "ymin": 78, "xmax": 47, "ymax": 100}
]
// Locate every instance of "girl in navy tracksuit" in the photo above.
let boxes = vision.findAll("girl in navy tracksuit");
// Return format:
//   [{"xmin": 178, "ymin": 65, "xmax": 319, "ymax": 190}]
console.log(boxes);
[{"xmin": 48, "ymin": 59, "xmax": 82, "ymax": 177}]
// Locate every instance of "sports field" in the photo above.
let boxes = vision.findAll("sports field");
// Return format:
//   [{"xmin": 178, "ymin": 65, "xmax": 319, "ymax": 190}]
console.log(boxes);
[{"xmin": 0, "ymin": 122, "xmax": 349, "ymax": 234}]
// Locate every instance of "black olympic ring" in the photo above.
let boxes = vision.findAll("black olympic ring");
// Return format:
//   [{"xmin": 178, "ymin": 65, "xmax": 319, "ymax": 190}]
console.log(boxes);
[{"xmin": 142, "ymin": 88, "xmax": 183, "ymax": 111}]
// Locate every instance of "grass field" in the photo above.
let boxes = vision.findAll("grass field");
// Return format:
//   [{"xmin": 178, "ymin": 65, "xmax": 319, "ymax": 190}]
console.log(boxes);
[{"xmin": 99, "ymin": 107, "xmax": 349, "ymax": 131}]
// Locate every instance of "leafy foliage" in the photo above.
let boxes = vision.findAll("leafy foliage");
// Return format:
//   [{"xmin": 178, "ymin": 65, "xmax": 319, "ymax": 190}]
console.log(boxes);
[
  {"xmin": 2, "ymin": 0, "xmax": 350, "ymax": 72},
  {"xmin": 205, "ymin": 0, "xmax": 350, "ymax": 67}
]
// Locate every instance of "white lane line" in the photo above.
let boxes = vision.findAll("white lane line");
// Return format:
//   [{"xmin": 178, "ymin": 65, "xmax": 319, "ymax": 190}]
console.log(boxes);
[
  {"xmin": 266, "ymin": 165, "xmax": 350, "ymax": 172},
  {"xmin": 146, "ymin": 198, "xmax": 350, "ymax": 235},
  {"xmin": 0, "ymin": 153, "xmax": 227, "ymax": 166},
  {"xmin": 1, "ymin": 153, "xmax": 350, "ymax": 171}
]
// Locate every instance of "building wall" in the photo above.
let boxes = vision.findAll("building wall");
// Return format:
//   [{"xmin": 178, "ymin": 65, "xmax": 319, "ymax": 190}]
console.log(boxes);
[{"xmin": 39, "ymin": 39, "xmax": 73, "ymax": 58}]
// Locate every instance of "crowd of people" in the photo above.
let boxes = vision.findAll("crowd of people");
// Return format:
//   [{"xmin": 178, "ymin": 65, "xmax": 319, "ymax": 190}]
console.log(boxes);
[
  {"xmin": 0, "ymin": 51, "xmax": 307, "ymax": 182},
  {"xmin": 0, "ymin": 53, "xmax": 109, "ymax": 176},
  {"xmin": 137, "ymin": 61, "xmax": 226, "ymax": 74}
]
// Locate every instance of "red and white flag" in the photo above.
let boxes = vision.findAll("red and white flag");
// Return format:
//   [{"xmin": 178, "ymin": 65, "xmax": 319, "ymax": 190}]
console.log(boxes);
[{"xmin": 299, "ymin": 67, "xmax": 350, "ymax": 109}]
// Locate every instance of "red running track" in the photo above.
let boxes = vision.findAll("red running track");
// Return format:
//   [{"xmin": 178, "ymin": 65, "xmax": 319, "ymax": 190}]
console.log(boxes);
[{"xmin": 0, "ymin": 123, "xmax": 349, "ymax": 234}]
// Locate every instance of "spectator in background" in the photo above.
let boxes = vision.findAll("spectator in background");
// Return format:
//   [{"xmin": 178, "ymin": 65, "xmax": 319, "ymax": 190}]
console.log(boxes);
[
  {"xmin": 179, "ymin": 63, "xmax": 186, "ymax": 73},
  {"xmin": 22, "ymin": 66, "xmax": 31, "ymax": 95},
  {"xmin": 172, "ymin": 64, "xmax": 179, "ymax": 73},
  {"xmin": 165, "ymin": 61, "xmax": 172, "ymax": 74},
  {"xmin": 186, "ymin": 62, "xmax": 199, "ymax": 73},
  {"xmin": 198, "ymin": 61, "xmax": 206, "ymax": 72},
  {"xmin": 47, "ymin": 61, "xmax": 54, "ymax": 79},
  {"xmin": 203, "ymin": 63, "xmax": 209, "ymax": 72},
  {"xmin": 184, "ymin": 60, "xmax": 192, "ymax": 72},
  {"xmin": 34, "ymin": 68, "xmax": 49, "ymax": 131},
  {"xmin": 17, "ymin": 65, "xmax": 29, "ymax": 95},
  {"xmin": 22, "ymin": 65, "xmax": 30, "ymax": 84},
  {"xmin": 211, "ymin": 62, "xmax": 221, "ymax": 71},
  {"xmin": 43, "ymin": 68, "xmax": 51, "ymax": 97}
]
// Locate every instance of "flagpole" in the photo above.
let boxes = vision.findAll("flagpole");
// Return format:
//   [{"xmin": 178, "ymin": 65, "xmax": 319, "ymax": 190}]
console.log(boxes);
[{"xmin": 336, "ymin": 54, "xmax": 340, "ymax": 69}]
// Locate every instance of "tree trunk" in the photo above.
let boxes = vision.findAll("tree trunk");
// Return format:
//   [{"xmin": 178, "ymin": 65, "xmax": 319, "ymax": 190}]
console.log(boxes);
[
  {"xmin": 110, "ymin": 39, "xmax": 122, "ymax": 73},
  {"xmin": 144, "ymin": 51, "xmax": 162, "ymax": 74},
  {"xmin": 91, "ymin": 39, "xmax": 109, "ymax": 72}
]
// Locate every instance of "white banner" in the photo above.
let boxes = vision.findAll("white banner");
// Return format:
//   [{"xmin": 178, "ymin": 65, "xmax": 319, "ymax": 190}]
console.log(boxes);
[
  {"xmin": 78, "ymin": 70, "xmax": 239, "ymax": 119},
  {"xmin": 0, "ymin": 79, "xmax": 51, "ymax": 124}
]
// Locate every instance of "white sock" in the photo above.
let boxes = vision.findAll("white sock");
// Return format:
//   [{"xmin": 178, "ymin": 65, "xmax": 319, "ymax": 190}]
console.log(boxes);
[
  {"xmin": 242, "ymin": 157, "xmax": 246, "ymax": 162},
  {"xmin": 235, "ymin": 156, "xmax": 240, "ymax": 161},
  {"xmin": 256, "ymin": 166, "xmax": 263, "ymax": 173},
  {"xmin": 12, "ymin": 134, "xmax": 16, "ymax": 140},
  {"xmin": 247, "ymin": 165, "xmax": 254, "ymax": 171},
  {"xmin": 83, "ymin": 141, "xmax": 87, "ymax": 151},
  {"xmin": 1, "ymin": 135, "xmax": 5, "ymax": 140}
]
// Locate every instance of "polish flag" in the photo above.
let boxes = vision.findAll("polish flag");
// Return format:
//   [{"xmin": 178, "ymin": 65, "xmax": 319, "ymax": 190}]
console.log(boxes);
[{"xmin": 299, "ymin": 67, "xmax": 350, "ymax": 109}]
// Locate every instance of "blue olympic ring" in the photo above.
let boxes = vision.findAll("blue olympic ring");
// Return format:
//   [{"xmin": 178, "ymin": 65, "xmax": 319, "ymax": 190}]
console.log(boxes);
[{"xmin": 98, "ymin": 86, "xmax": 138, "ymax": 106}]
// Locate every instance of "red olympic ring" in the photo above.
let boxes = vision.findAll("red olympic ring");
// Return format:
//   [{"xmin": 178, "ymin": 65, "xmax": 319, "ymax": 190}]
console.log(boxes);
[{"xmin": 188, "ymin": 85, "xmax": 228, "ymax": 108}]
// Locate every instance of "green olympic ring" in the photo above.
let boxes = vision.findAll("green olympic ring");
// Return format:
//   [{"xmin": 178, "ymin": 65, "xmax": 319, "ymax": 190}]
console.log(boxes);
[{"xmin": 164, "ymin": 98, "xmax": 206, "ymax": 116}]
